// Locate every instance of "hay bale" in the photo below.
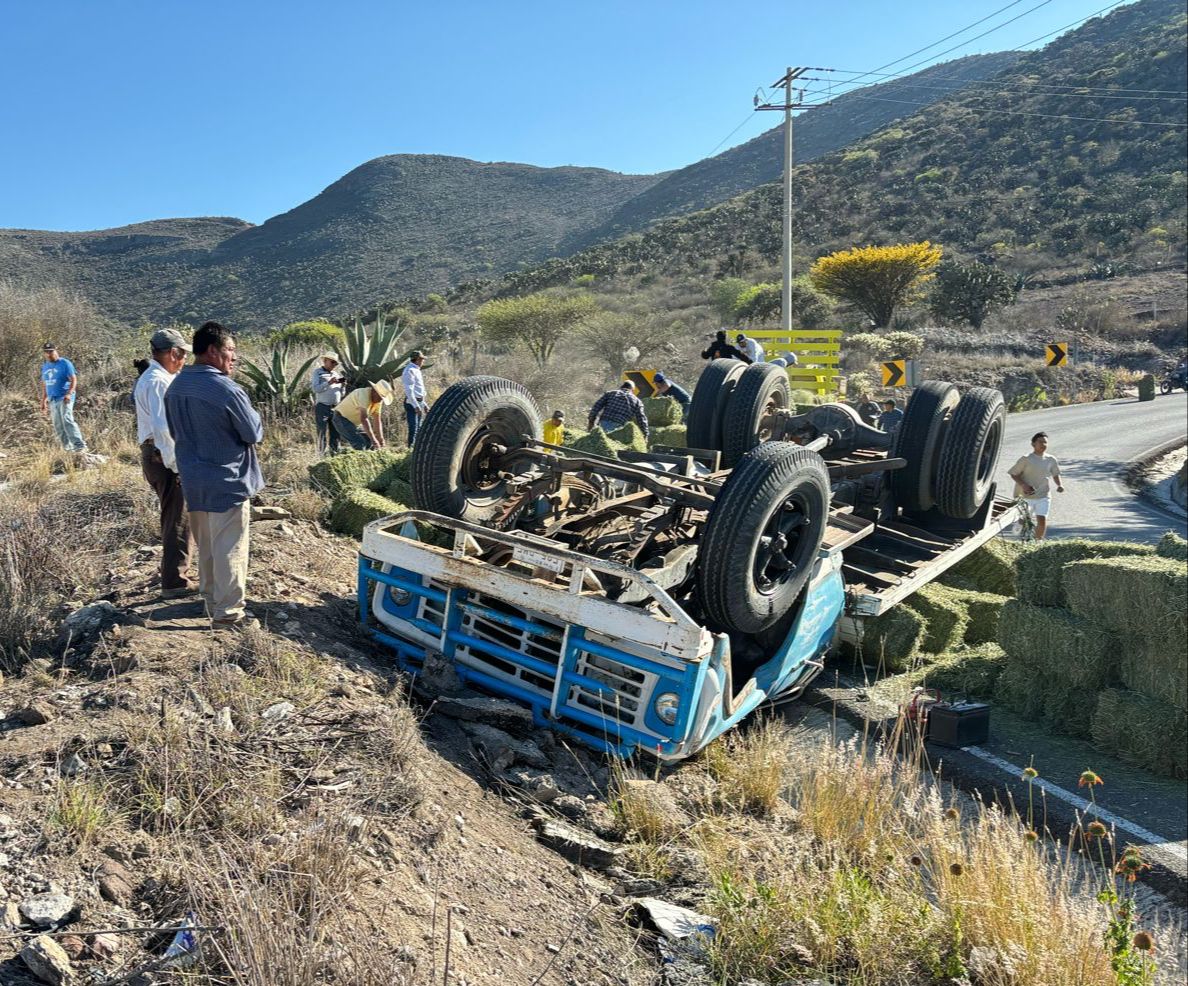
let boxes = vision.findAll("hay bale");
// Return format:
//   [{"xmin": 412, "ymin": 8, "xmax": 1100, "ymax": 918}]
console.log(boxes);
[
  {"xmin": 1156, "ymin": 531, "xmax": 1188, "ymax": 562},
  {"xmin": 567, "ymin": 427, "xmax": 625, "ymax": 459},
  {"xmin": 942, "ymin": 588, "xmax": 1009, "ymax": 645},
  {"xmin": 328, "ymin": 487, "xmax": 406, "ymax": 539},
  {"xmin": 939, "ymin": 538, "xmax": 1018, "ymax": 596},
  {"xmin": 642, "ymin": 396, "xmax": 682, "ymax": 427},
  {"xmin": 650, "ymin": 425, "xmax": 688, "ymax": 448},
  {"xmin": 1092, "ymin": 688, "xmax": 1187, "ymax": 780},
  {"xmin": 1118, "ymin": 638, "xmax": 1187, "ymax": 711},
  {"xmin": 1015, "ymin": 538, "xmax": 1154, "ymax": 608},
  {"xmin": 607, "ymin": 421, "xmax": 649, "ymax": 453},
  {"xmin": 855, "ymin": 606, "xmax": 926, "ymax": 672},
  {"xmin": 997, "ymin": 600, "xmax": 1118, "ymax": 689},
  {"xmin": 309, "ymin": 449, "xmax": 410, "ymax": 496},
  {"xmin": 993, "ymin": 659, "xmax": 1046, "ymax": 720},
  {"xmin": 1041, "ymin": 685, "xmax": 1097, "ymax": 741},
  {"xmin": 906, "ymin": 643, "xmax": 1005, "ymax": 698},
  {"xmin": 370, "ymin": 450, "xmax": 414, "ymax": 491},
  {"xmin": 559, "ymin": 426, "xmax": 589, "ymax": 448},
  {"xmin": 1064, "ymin": 555, "xmax": 1187, "ymax": 640},
  {"xmin": 384, "ymin": 477, "xmax": 414, "ymax": 507},
  {"xmin": 910, "ymin": 584, "xmax": 970, "ymax": 654}
]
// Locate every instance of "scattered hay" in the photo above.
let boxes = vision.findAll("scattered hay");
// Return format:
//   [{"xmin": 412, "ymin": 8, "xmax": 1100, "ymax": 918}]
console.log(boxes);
[
  {"xmin": 1156, "ymin": 531, "xmax": 1188, "ymax": 561},
  {"xmin": 607, "ymin": 420, "xmax": 649, "ymax": 452},
  {"xmin": 1118, "ymin": 638, "xmax": 1188, "ymax": 711},
  {"xmin": 906, "ymin": 643, "xmax": 1005, "ymax": 699},
  {"xmin": 650, "ymin": 424, "xmax": 688, "ymax": 448},
  {"xmin": 308, "ymin": 449, "xmax": 410, "ymax": 496},
  {"xmin": 854, "ymin": 606, "xmax": 926, "ymax": 672},
  {"xmin": 997, "ymin": 600, "xmax": 1118, "ymax": 689},
  {"xmin": 643, "ymin": 396, "xmax": 682, "ymax": 427},
  {"xmin": 943, "ymin": 588, "xmax": 1008, "ymax": 645},
  {"xmin": 910, "ymin": 584, "xmax": 970, "ymax": 654},
  {"xmin": 328, "ymin": 487, "xmax": 406, "ymax": 539},
  {"xmin": 939, "ymin": 537, "xmax": 1018, "ymax": 596},
  {"xmin": 993, "ymin": 659, "xmax": 1046, "ymax": 721},
  {"xmin": 1092, "ymin": 688, "xmax": 1188, "ymax": 780},
  {"xmin": 1064, "ymin": 554, "xmax": 1187, "ymax": 640},
  {"xmin": 1015, "ymin": 538, "xmax": 1153, "ymax": 608}
]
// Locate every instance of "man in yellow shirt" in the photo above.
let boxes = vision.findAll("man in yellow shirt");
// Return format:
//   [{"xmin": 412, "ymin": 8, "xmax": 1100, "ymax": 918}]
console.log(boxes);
[
  {"xmin": 543, "ymin": 410, "xmax": 566, "ymax": 445},
  {"xmin": 332, "ymin": 380, "xmax": 394, "ymax": 451}
]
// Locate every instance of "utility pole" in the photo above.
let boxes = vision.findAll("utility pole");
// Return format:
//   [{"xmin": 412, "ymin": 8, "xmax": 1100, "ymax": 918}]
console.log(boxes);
[{"xmin": 756, "ymin": 67, "xmax": 807, "ymax": 333}]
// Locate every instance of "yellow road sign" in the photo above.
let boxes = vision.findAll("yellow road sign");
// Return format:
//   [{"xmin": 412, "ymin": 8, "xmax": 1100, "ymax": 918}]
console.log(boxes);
[
  {"xmin": 1046, "ymin": 343, "xmax": 1068, "ymax": 367},
  {"xmin": 881, "ymin": 359, "xmax": 906, "ymax": 387},
  {"xmin": 623, "ymin": 369, "xmax": 659, "ymax": 398}
]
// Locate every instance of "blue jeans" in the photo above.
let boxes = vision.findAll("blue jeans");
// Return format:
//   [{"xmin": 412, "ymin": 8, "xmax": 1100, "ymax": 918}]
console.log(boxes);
[
  {"xmin": 332, "ymin": 411, "xmax": 371, "ymax": 451},
  {"xmin": 49, "ymin": 396, "xmax": 87, "ymax": 452},
  {"xmin": 405, "ymin": 403, "xmax": 421, "ymax": 446},
  {"xmin": 314, "ymin": 403, "xmax": 339, "ymax": 454}
]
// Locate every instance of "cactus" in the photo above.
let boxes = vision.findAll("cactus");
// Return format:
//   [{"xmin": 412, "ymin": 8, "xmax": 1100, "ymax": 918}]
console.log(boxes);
[
  {"xmin": 336, "ymin": 313, "xmax": 412, "ymax": 389},
  {"xmin": 239, "ymin": 343, "xmax": 318, "ymax": 408},
  {"xmin": 1138, "ymin": 373, "xmax": 1156, "ymax": 402}
]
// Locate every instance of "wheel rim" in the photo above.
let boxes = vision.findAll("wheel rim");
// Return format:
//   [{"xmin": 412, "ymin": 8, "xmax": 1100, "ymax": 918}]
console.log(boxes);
[
  {"xmin": 460, "ymin": 426, "xmax": 503, "ymax": 492},
  {"xmin": 976, "ymin": 415, "xmax": 1004, "ymax": 485},
  {"xmin": 754, "ymin": 491, "xmax": 812, "ymax": 593}
]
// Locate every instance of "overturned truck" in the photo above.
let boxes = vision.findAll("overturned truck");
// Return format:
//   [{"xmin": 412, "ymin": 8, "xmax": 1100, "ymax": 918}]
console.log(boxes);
[{"xmin": 358, "ymin": 360, "xmax": 1018, "ymax": 758}]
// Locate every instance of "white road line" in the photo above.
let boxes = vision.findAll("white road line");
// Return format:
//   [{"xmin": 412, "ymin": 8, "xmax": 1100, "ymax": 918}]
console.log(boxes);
[{"xmin": 964, "ymin": 745, "xmax": 1188, "ymax": 863}]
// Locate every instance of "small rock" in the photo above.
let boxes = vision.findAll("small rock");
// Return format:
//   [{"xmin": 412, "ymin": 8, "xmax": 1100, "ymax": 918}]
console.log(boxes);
[
  {"xmin": 57, "ymin": 934, "xmax": 87, "ymax": 960},
  {"xmin": 262, "ymin": 701, "xmax": 295, "ymax": 721},
  {"xmin": 1, "ymin": 900, "xmax": 22, "ymax": 929},
  {"xmin": 13, "ymin": 700, "xmax": 56, "ymax": 726},
  {"xmin": 552, "ymin": 795, "xmax": 588, "ymax": 820},
  {"xmin": 216, "ymin": 706, "xmax": 235, "ymax": 733},
  {"xmin": 462, "ymin": 722, "xmax": 549, "ymax": 771},
  {"xmin": 432, "ymin": 694, "xmax": 534, "ymax": 733},
  {"xmin": 97, "ymin": 859, "xmax": 136, "ymax": 907},
  {"xmin": 533, "ymin": 817, "xmax": 622, "ymax": 872},
  {"xmin": 19, "ymin": 935, "xmax": 74, "ymax": 985},
  {"xmin": 505, "ymin": 769, "xmax": 561, "ymax": 803},
  {"xmin": 89, "ymin": 932, "xmax": 120, "ymax": 959},
  {"xmin": 619, "ymin": 878, "xmax": 666, "ymax": 896},
  {"xmin": 60, "ymin": 753, "xmax": 88, "ymax": 777},
  {"xmin": 19, "ymin": 892, "xmax": 76, "ymax": 927},
  {"xmin": 251, "ymin": 505, "xmax": 292, "ymax": 522}
]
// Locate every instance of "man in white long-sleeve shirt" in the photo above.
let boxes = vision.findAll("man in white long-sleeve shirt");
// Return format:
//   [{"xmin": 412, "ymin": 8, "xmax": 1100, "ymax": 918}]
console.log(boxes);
[
  {"xmin": 401, "ymin": 351, "xmax": 429, "ymax": 446},
  {"xmin": 310, "ymin": 353, "xmax": 346, "ymax": 454},
  {"xmin": 133, "ymin": 328, "xmax": 195, "ymax": 598}
]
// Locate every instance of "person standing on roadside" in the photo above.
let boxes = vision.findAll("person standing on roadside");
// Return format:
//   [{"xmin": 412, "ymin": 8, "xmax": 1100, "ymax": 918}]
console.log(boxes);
[
  {"xmin": 652, "ymin": 372, "xmax": 691, "ymax": 421},
  {"xmin": 311, "ymin": 352, "xmax": 346, "ymax": 455},
  {"xmin": 1009, "ymin": 431, "xmax": 1065, "ymax": 540},
  {"xmin": 165, "ymin": 321, "xmax": 264, "ymax": 630},
  {"xmin": 332, "ymin": 380, "xmax": 394, "ymax": 450},
  {"xmin": 401, "ymin": 351, "xmax": 429, "ymax": 446},
  {"xmin": 700, "ymin": 329, "xmax": 752, "ymax": 364},
  {"xmin": 878, "ymin": 399, "xmax": 904, "ymax": 436},
  {"xmin": 39, "ymin": 343, "xmax": 88, "ymax": 453},
  {"xmin": 134, "ymin": 329, "xmax": 195, "ymax": 599}
]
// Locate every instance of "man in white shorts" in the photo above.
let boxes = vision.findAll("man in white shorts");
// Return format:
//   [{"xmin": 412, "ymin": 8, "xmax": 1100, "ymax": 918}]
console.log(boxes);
[{"xmin": 1009, "ymin": 431, "xmax": 1065, "ymax": 540}]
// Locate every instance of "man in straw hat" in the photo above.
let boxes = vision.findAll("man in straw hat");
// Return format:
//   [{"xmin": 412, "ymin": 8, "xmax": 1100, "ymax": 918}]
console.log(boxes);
[
  {"xmin": 310, "ymin": 351, "xmax": 346, "ymax": 455},
  {"xmin": 164, "ymin": 321, "xmax": 264, "ymax": 629},
  {"xmin": 332, "ymin": 379, "xmax": 394, "ymax": 451}
]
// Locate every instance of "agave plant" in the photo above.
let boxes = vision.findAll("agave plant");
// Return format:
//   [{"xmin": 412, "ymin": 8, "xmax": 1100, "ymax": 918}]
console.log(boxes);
[
  {"xmin": 336, "ymin": 313, "xmax": 411, "ymax": 388},
  {"xmin": 239, "ymin": 342, "xmax": 319, "ymax": 408}
]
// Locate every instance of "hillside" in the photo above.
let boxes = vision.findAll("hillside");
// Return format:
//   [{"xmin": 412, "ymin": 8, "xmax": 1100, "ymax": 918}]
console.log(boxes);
[
  {"xmin": 2, "ymin": 58, "xmax": 1026, "ymax": 331},
  {"xmin": 563, "ymin": 52, "xmax": 1022, "ymax": 252},
  {"xmin": 479, "ymin": 0, "xmax": 1187, "ymax": 301}
]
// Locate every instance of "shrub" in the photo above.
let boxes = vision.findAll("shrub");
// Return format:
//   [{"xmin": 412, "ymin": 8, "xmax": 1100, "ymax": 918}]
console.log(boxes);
[
  {"xmin": 883, "ymin": 330, "xmax": 924, "ymax": 360},
  {"xmin": 1138, "ymin": 374, "xmax": 1156, "ymax": 401},
  {"xmin": 267, "ymin": 320, "xmax": 344, "ymax": 349},
  {"xmin": 0, "ymin": 281, "xmax": 111, "ymax": 384},
  {"xmin": 928, "ymin": 260, "xmax": 1016, "ymax": 329}
]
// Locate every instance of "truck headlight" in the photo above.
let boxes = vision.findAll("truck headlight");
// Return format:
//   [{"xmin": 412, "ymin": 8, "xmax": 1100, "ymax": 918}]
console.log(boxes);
[{"xmin": 654, "ymin": 692, "xmax": 680, "ymax": 726}]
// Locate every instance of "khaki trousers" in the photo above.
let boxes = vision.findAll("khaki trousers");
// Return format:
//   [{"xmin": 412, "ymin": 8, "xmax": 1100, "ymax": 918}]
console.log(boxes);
[{"xmin": 190, "ymin": 500, "xmax": 251, "ymax": 622}]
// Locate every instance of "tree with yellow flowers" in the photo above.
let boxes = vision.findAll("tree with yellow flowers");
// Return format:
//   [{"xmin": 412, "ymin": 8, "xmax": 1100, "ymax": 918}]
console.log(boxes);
[{"xmin": 809, "ymin": 242, "xmax": 942, "ymax": 328}]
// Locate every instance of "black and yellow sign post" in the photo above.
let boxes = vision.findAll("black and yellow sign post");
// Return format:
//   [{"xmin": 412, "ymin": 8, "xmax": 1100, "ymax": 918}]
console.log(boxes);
[
  {"xmin": 623, "ymin": 369, "xmax": 659, "ymax": 398},
  {"xmin": 1046, "ymin": 343, "xmax": 1068, "ymax": 367},
  {"xmin": 881, "ymin": 359, "xmax": 907, "ymax": 388}
]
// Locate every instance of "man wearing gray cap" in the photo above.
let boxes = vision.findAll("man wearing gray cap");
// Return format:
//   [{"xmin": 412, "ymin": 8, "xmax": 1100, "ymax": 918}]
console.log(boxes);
[{"xmin": 133, "ymin": 327, "xmax": 195, "ymax": 598}]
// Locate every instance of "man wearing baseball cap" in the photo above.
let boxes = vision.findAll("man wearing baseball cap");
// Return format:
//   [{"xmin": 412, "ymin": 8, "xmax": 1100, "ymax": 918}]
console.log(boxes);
[
  {"xmin": 651, "ymin": 372, "xmax": 691, "ymax": 422},
  {"xmin": 134, "ymin": 328, "xmax": 195, "ymax": 598},
  {"xmin": 39, "ymin": 342, "xmax": 88, "ymax": 453}
]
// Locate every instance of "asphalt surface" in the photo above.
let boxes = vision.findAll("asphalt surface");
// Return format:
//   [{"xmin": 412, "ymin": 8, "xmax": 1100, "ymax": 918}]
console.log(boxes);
[{"xmin": 997, "ymin": 391, "xmax": 1188, "ymax": 541}]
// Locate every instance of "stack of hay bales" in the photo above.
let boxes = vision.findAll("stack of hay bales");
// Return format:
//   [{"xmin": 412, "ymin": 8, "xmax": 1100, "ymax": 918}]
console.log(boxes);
[
  {"xmin": 990, "ymin": 537, "xmax": 1187, "ymax": 778},
  {"xmin": 308, "ymin": 448, "xmax": 421, "ymax": 540},
  {"xmin": 939, "ymin": 538, "xmax": 1019, "ymax": 596}
]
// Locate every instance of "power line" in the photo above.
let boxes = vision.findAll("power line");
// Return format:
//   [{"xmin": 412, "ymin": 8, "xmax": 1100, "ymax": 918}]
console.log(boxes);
[
  {"xmin": 808, "ymin": 68, "xmax": 1187, "ymax": 97},
  {"xmin": 824, "ymin": 78, "xmax": 1187, "ymax": 102}
]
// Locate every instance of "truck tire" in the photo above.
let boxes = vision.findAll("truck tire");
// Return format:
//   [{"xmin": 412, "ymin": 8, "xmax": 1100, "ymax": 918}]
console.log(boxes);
[
  {"xmin": 696, "ymin": 443, "xmax": 830, "ymax": 635},
  {"xmin": 890, "ymin": 381, "xmax": 959, "ymax": 514},
  {"xmin": 687, "ymin": 359, "xmax": 747, "ymax": 452},
  {"xmin": 721, "ymin": 363, "xmax": 792, "ymax": 467},
  {"xmin": 935, "ymin": 387, "xmax": 1006, "ymax": 519},
  {"xmin": 411, "ymin": 376, "xmax": 541, "ymax": 523}
]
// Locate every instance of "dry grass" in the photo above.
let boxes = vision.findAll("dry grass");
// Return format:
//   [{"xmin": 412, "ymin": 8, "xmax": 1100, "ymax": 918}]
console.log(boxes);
[
  {"xmin": 45, "ymin": 776, "xmax": 121, "ymax": 850},
  {"xmin": 701, "ymin": 717, "xmax": 791, "ymax": 816}
]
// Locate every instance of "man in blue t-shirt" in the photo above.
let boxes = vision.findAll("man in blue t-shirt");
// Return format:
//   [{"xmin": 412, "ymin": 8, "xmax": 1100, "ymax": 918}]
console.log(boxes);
[{"xmin": 39, "ymin": 343, "xmax": 88, "ymax": 452}]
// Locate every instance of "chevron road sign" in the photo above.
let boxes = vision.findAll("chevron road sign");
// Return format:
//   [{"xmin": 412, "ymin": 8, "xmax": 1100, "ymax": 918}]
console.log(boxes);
[
  {"xmin": 1046, "ymin": 343, "xmax": 1068, "ymax": 367},
  {"xmin": 881, "ymin": 359, "xmax": 906, "ymax": 387}
]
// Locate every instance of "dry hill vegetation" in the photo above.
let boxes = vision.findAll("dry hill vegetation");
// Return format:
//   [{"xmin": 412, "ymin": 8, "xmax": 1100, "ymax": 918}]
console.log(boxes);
[{"xmin": 1, "ymin": 285, "xmax": 1185, "ymax": 985}]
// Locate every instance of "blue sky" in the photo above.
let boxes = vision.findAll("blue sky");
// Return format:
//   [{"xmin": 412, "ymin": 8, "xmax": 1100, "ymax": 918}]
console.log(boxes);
[{"xmin": 1, "ymin": 0, "xmax": 1122, "ymax": 231}]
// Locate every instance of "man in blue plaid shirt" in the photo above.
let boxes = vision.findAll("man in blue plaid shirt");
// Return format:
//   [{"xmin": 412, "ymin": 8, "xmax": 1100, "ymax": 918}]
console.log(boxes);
[{"xmin": 587, "ymin": 381, "xmax": 649, "ymax": 439}]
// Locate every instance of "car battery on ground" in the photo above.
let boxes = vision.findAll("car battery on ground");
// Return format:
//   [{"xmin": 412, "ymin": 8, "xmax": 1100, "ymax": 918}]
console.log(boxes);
[{"xmin": 926, "ymin": 701, "xmax": 991, "ymax": 748}]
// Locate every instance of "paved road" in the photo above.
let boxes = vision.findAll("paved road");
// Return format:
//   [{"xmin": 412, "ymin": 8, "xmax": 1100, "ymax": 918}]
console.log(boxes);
[{"xmin": 996, "ymin": 391, "xmax": 1188, "ymax": 541}]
